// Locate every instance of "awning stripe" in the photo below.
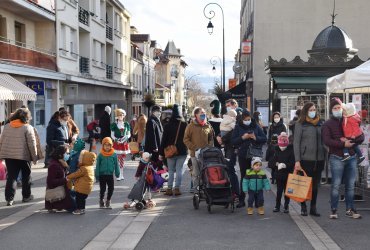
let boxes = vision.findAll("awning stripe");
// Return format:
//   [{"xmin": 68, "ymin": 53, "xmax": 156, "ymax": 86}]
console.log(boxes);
[{"xmin": 0, "ymin": 73, "xmax": 37, "ymax": 101}]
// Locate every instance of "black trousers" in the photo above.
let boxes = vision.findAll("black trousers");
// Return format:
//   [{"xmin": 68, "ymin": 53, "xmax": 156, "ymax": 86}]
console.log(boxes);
[
  {"xmin": 75, "ymin": 192, "xmax": 88, "ymax": 210},
  {"xmin": 99, "ymin": 175, "xmax": 114, "ymax": 200},
  {"xmin": 238, "ymin": 155, "xmax": 252, "ymax": 202},
  {"xmin": 276, "ymin": 176, "xmax": 290, "ymax": 208},
  {"xmin": 5, "ymin": 159, "xmax": 31, "ymax": 201},
  {"xmin": 300, "ymin": 160, "xmax": 324, "ymax": 209}
]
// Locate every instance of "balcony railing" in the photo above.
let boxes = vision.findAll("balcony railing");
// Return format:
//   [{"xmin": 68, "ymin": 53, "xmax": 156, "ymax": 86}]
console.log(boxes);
[
  {"xmin": 106, "ymin": 25, "xmax": 113, "ymax": 40},
  {"xmin": 106, "ymin": 65, "xmax": 113, "ymax": 79},
  {"xmin": 79, "ymin": 56, "xmax": 90, "ymax": 74},
  {"xmin": 0, "ymin": 36, "xmax": 56, "ymax": 71},
  {"xmin": 79, "ymin": 6, "xmax": 89, "ymax": 26}
]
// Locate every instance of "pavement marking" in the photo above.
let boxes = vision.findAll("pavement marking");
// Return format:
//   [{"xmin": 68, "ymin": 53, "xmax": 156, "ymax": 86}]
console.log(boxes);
[
  {"xmin": 266, "ymin": 169, "xmax": 341, "ymax": 250},
  {"xmin": 83, "ymin": 197, "xmax": 171, "ymax": 250}
]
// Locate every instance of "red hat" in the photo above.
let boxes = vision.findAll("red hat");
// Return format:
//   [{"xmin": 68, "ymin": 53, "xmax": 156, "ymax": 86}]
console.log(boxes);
[{"xmin": 278, "ymin": 132, "xmax": 289, "ymax": 147}]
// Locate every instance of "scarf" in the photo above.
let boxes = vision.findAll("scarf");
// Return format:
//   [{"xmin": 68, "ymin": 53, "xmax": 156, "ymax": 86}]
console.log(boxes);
[
  {"xmin": 306, "ymin": 116, "xmax": 320, "ymax": 126},
  {"xmin": 195, "ymin": 117, "xmax": 206, "ymax": 127},
  {"xmin": 100, "ymin": 148, "xmax": 115, "ymax": 157},
  {"xmin": 10, "ymin": 119, "xmax": 25, "ymax": 128}
]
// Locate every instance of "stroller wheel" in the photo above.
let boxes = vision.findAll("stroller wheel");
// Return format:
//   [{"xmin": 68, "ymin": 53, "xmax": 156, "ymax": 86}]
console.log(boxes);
[
  {"xmin": 193, "ymin": 194, "xmax": 200, "ymax": 210},
  {"xmin": 207, "ymin": 204, "xmax": 212, "ymax": 214},
  {"xmin": 135, "ymin": 202, "xmax": 144, "ymax": 211}
]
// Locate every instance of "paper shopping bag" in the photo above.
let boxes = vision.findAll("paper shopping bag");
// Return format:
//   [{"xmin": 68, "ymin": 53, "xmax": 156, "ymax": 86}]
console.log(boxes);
[{"xmin": 285, "ymin": 170, "xmax": 312, "ymax": 203}]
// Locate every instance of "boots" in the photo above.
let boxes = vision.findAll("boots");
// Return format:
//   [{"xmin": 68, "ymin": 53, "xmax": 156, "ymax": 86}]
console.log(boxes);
[
  {"xmin": 301, "ymin": 203, "xmax": 308, "ymax": 216},
  {"xmin": 117, "ymin": 168, "xmax": 124, "ymax": 181},
  {"xmin": 283, "ymin": 204, "xmax": 289, "ymax": 213},
  {"xmin": 247, "ymin": 207, "xmax": 254, "ymax": 215},
  {"xmin": 258, "ymin": 206, "xmax": 265, "ymax": 215},
  {"xmin": 105, "ymin": 200, "xmax": 112, "ymax": 209},
  {"xmin": 164, "ymin": 188, "xmax": 173, "ymax": 196},
  {"xmin": 99, "ymin": 199, "xmax": 105, "ymax": 209},
  {"xmin": 174, "ymin": 188, "xmax": 182, "ymax": 196}
]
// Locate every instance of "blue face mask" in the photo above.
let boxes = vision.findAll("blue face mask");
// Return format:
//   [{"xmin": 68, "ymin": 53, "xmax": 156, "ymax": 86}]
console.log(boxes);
[
  {"xmin": 332, "ymin": 109, "xmax": 343, "ymax": 118},
  {"xmin": 63, "ymin": 153, "xmax": 70, "ymax": 161},
  {"xmin": 243, "ymin": 120, "xmax": 251, "ymax": 126},
  {"xmin": 226, "ymin": 107, "xmax": 232, "ymax": 112},
  {"xmin": 308, "ymin": 111, "xmax": 316, "ymax": 119},
  {"xmin": 199, "ymin": 114, "xmax": 206, "ymax": 121}
]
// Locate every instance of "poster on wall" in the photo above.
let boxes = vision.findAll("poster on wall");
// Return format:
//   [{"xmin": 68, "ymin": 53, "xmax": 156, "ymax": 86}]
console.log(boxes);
[
  {"xmin": 257, "ymin": 107, "xmax": 269, "ymax": 127},
  {"xmin": 352, "ymin": 94, "xmax": 362, "ymax": 113}
]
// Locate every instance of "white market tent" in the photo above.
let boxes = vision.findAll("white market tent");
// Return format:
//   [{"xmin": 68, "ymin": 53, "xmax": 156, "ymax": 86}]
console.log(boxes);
[{"xmin": 327, "ymin": 59, "xmax": 370, "ymax": 94}]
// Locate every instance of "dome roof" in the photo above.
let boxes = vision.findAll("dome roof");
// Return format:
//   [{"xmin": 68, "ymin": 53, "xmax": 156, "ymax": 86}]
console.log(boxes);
[{"xmin": 311, "ymin": 25, "xmax": 353, "ymax": 50}]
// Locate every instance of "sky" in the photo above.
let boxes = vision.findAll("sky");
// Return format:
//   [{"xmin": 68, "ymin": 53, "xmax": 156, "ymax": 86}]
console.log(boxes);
[{"xmin": 121, "ymin": 0, "xmax": 241, "ymax": 91}]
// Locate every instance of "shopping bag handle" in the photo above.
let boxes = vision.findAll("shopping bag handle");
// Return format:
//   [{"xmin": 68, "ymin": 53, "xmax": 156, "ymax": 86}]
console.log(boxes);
[{"xmin": 293, "ymin": 169, "xmax": 307, "ymax": 176}]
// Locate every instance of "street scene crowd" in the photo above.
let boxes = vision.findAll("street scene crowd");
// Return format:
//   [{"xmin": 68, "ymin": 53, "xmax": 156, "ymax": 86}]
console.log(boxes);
[{"xmin": 0, "ymin": 97, "xmax": 365, "ymax": 220}]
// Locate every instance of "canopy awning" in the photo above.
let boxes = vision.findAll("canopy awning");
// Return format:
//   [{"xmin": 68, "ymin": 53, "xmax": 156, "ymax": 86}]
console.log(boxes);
[
  {"xmin": 0, "ymin": 73, "xmax": 36, "ymax": 101},
  {"xmin": 274, "ymin": 76, "xmax": 327, "ymax": 89}
]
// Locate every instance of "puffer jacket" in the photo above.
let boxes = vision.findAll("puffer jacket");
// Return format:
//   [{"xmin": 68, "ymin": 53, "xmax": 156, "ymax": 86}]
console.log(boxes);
[
  {"xmin": 95, "ymin": 152, "xmax": 119, "ymax": 178},
  {"xmin": 242, "ymin": 169, "xmax": 271, "ymax": 192},
  {"xmin": 183, "ymin": 120, "xmax": 214, "ymax": 157},
  {"xmin": 67, "ymin": 150, "xmax": 96, "ymax": 195},
  {"xmin": 0, "ymin": 121, "xmax": 37, "ymax": 162}
]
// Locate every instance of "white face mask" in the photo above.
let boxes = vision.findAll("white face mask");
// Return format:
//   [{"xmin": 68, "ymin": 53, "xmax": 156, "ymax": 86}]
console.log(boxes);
[
  {"xmin": 274, "ymin": 118, "xmax": 280, "ymax": 123},
  {"xmin": 60, "ymin": 121, "xmax": 67, "ymax": 126},
  {"xmin": 243, "ymin": 120, "xmax": 251, "ymax": 126},
  {"xmin": 153, "ymin": 111, "xmax": 161, "ymax": 118},
  {"xmin": 279, "ymin": 146, "xmax": 287, "ymax": 151}
]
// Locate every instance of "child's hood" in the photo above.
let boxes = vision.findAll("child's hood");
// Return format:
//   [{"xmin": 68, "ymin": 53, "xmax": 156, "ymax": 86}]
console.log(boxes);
[
  {"xmin": 79, "ymin": 150, "xmax": 96, "ymax": 166},
  {"xmin": 73, "ymin": 138, "xmax": 86, "ymax": 152}
]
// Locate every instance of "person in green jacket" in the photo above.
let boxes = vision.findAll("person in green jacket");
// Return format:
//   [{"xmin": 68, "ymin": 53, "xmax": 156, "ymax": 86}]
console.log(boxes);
[
  {"xmin": 95, "ymin": 137, "xmax": 120, "ymax": 209},
  {"xmin": 242, "ymin": 157, "xmax": 271, "ymax": 215}
]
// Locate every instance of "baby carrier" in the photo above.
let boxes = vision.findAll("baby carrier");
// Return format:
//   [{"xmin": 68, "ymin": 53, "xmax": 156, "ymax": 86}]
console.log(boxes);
[{"xmin": 193, "ymin": 147, "xmax": 234, "ymax": 213}]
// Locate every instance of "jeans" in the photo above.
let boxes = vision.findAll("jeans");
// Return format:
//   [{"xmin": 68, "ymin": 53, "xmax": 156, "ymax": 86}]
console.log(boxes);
[
  {"xmin": 99, "ymin": 175, "xmax": 114, "ymax": 200},
  {"xmin": 226, "ymin": 151, "xmax": 240, "ymax": 196},
  {"xmin": 247, "ymin": 190, "xmax": 264, "ymax": 208},
  {"xmin": 166, "ymin": 155, "xmax": 187, "ymax": 189},
  {"xmin": 191, "ymin": 157, "xmax": 200, "ymax": 188},
  {"xmin": 238, "ymin": 155, "xmax": 252, "ymax": 202},
  {"xmin": 5, "ymin": 159, "xmax": 31, "ymax": 201},
  {"xmin": 75, "ymin": 192, "xmax": 88, "ymax": 210},
  {"xmin": 330, "ymin": 154, "xmax": 357, "ymax": 210}
]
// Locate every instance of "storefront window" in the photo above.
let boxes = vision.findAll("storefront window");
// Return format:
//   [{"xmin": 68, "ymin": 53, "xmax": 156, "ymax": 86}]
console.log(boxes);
[{"xmin": 35, "ymin": 95, "xmax": 45, "ymax": 125}]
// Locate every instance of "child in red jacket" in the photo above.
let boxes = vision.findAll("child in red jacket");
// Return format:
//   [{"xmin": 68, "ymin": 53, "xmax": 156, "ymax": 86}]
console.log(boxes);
[{"xmin": 342, "ymin": 102, "xmax": 364, "ymax": 163}]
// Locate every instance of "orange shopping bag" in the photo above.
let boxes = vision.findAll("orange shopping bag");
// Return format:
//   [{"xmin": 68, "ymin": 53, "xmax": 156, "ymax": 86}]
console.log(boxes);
[{"xmin": 285, "ymin": 169, "xmax": 312, "ymax": 203}]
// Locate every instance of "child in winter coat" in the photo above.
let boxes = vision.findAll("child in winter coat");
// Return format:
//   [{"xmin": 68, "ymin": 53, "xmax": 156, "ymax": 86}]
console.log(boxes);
[
  {"xmin": 67, "ymin": 138, "xmax": 86, "ymax": 174},
  {"xmin": 341, "ymin": 102, "xmax": 365, "ymax": 163},
  {"xmin": 220, "ymin": 109, "xmax": 237, "ymax": 138},
  {"xmin": 243, "ymin": 157, "xmax": 271, "ymax": 215},
  {"xmin": 67, "ymin": 150, "xmax": 96, "ymax": 215},
  {"xmin": 269, "ymin": 132, "xmax": 295, "ymax": 213},
  {"xmin": 95, "ymin": 137, "xmax": 120, "ymax": 209},
  {"xmin": 266, "ymin": 134, "xmax": 278, "ymax": 184}
]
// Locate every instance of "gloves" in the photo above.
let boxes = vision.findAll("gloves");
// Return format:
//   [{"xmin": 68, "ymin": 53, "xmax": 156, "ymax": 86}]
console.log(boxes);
[{"xmin": 278, "ymin": 163, "xmax": 286, "ymax": 170}]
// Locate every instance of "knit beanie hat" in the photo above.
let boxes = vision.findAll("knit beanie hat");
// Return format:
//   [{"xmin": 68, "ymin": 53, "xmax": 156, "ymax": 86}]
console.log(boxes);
[
  {"xmin": 343, "ymin": 103, "xmax": 356, "ymax": 116},
  {"xmin": 278, "ymin": 132, "xmax": 289, "ymax": 147},
  {"xmin": 73, "ymin": 138, "xmax": 86, "ymax": 151},
  {"xmin": 210, "ymin": 100, "xmax": 221, "ymax": 115},
  {"xmin": 141, "ymin": 152, "xmax": 151, "ymax": 163},
  {"xmin": 105, "ymin": 106, "xmax": 111, "ymax": 115},
  {"xmin": 251, "ymin": 157, "xmax": 262, "ymax": 167},
  {"xmin": 171, "ymin": 104, "xmax": 183, "ymax": 119},
  {"xmin": 102, "ymin": 137, "xmax": 113, "ymax": 146},
  {"xmin": 330, "ymin": 97, "xmax": 342, "ymax": 113}
]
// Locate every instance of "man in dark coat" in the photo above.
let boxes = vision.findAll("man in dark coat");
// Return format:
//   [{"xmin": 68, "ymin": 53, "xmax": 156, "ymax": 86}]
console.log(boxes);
[
  {"xmin": 99, "ymin": 106, "xmax": 111, "ymax": 141},
  {"xmin": 144, "ymin": 105, "xmax": 163, "ymax": 162}
]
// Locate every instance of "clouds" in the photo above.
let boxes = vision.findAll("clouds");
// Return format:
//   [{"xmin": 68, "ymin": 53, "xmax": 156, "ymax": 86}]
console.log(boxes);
[{"xmin": 122, "ymin": 0, "xmax": 240, "ymax": 91}]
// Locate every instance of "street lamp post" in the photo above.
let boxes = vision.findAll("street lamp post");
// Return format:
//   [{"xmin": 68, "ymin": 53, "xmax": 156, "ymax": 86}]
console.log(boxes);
[
  {"xmin": 210, "ymin": 56, "xmax": 222, "ymax": 86},
  {"xmin": 204, "ymin": 3, "xmax": 225, "ymax": 92}
]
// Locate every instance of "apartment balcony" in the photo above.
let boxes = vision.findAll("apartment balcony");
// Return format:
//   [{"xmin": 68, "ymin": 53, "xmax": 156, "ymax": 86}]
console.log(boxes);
[
  {"xmin": 106, "ymin": 65, "xmax": 113, "ymax": 79},
  {"xmin": 79, "ymin": 6, "xmax": 89, "ymax": 26},
  {"xmin": 0, "ymin": 36, "xmax": 56, "ymax": 71},
  {"xmin": 106, "ymin": 25, "xmax": 113, "ymax": 40},
  {"xmin": 79, "ymin": 56, "xmax": 90, "ymax": 74}
]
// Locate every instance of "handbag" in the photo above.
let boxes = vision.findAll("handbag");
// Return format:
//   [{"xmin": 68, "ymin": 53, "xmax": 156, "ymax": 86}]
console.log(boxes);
[
  {"xmin": 246, "ymin": 143, "xmax": 263, "ymax": 159},
  {"xmin": 285, "ymin": 169, "xmax": 312, "ymax": 202},
  {"xmin": 45, "ymin": 185, "xmax": 66, "ymax": 203},
  {"xmin": 164, "ymin": 122, "xmax": 181, "ymax": 158}
]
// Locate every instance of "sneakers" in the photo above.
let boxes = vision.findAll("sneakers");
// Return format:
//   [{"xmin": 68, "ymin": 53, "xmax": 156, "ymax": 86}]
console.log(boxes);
[
  {"xmin": 174, "ymin": 188, "xmax": 182, "ymax": 196},
  {"xmin": 345, "ymin": 209, "xmax": 361, "ymax": 219},
  {"xmin": 283, "ymin": 205, "xmax": 289, "ymax": 213},
  {"xmin": 99, "ymin": 199, "xmax": 105, "ymax": 209},
  {"xmin": 164, "ymin": 188, "xmax": 173, "ymax": 196},
  {"xmin": 105, "ymin": 200, "xmax": 112, "ymax": 209},
  {"xmin": 22, "ymin": 195, "xmax": 34, "ymax": 203},
  {"xmin": 341, "ymin": 154, "xmax": 350, "ymax": 162},
  {"xmin": 247, "ymin": 207, "xmax": 253, "ymax": 215},
  {"xmin": 258, "ymin": 206, "xmax": 265, "ymax": 215},
  {"xmin": 330, "ymin": 209, "xmax": 338, "ymax": 219},
  {"xmin": 358, "ymin": 156, "xmax": 366, "ymax": 164},
  {"xmin": 273, "ymin": 207, "xmax": 280, "ymax": 213},
  {"xmin": 7, "ymin": 200, "xmax": 14, "ymax": 206},
  {"xmin": 72, "ymin": 209, "xmax": 85, "ymax": 215}
]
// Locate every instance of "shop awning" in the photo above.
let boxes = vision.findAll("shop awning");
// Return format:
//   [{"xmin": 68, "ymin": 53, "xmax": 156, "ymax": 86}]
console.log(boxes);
[
  {"xmin": 274, "ymin": 76, "xmax": 327, "ymax": 89},
  {"xmin": 0, "ymin": 73, "xmax": 36, "ymax": 101}
]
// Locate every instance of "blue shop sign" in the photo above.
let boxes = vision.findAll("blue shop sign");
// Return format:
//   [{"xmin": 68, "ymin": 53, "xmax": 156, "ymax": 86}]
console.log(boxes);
[{"xmin": 26, "ymin": 81, "xmax": 44, "ymax": 95}]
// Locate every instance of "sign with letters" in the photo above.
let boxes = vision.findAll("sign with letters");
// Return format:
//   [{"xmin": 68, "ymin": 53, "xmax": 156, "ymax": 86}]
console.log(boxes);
[{"xmin": 26, "ymin": 81, "xmax": 44, "ymax": 96}]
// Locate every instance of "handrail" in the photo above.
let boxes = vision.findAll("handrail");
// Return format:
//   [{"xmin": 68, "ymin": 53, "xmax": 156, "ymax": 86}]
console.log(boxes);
[{"xmin": 0, "ymin": 35, "xmax": 56, "ymax": 56}]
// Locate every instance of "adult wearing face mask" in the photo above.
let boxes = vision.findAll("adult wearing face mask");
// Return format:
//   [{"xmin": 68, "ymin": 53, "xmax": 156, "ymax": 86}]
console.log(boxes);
[
  {"xmin": 322, "ymin": 98, "xmax": 363, "ymax": 219},
  {"xmin": 268, "ymin": 112, "xmax": 286, "ymax": 144},
  {"xmin": 183, "ymin": 107, "xmax": 214, "ymax": 190},
  {"xmin": 293, "ymin": 102, "xmax": 325, "ymax": 217},
  {"xmin": 231, "ymin": 109, "xmax": 267, "ymax": 208},
  {"xmin": 144, "ymin": 105, "xmax": 163, "ymax": 162}
]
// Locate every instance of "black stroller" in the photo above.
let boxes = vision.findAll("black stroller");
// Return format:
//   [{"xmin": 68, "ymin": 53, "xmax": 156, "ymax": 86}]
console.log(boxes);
[{"xmin": 193, "ymin": 147, "xmax": 234, "ymax": 213}]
